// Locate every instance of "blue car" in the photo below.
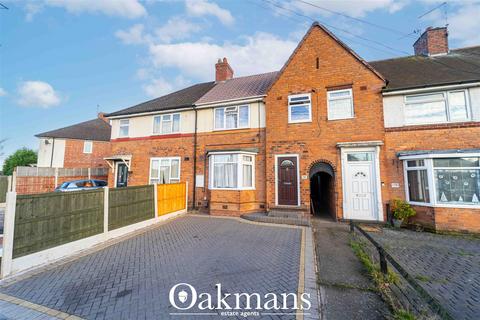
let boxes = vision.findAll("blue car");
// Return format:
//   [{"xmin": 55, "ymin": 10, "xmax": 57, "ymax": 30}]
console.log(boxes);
[{"xmin": 54, "ymin": 179, "xmax": 108, "ymax": 192}]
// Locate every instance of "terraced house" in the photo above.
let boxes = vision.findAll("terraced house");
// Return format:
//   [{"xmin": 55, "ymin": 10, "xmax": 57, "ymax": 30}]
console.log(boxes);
[{"xmin": 105, "ymin": 23, "xmax": 480, "ymax": 232}]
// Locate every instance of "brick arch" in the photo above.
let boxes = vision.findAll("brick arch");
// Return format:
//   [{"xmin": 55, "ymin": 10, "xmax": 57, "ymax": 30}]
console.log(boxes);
[{"xmin": 308, "ymin": 159, "xmax": 337, "ymax": 177}]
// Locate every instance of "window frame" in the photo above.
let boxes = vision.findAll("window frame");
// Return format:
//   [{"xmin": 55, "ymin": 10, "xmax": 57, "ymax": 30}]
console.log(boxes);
[
  {"xmin": 402, "ymin": 154, "xmax": 480, "ymax": 208},
  {"xmin": 152, "ymin": 113, "xmax": 181, "ymax": 135},
  {"xmin": 118, "ymin": 119, "xmax": 130, "ymax": 138},
  {"xmin": 83, "ymin": 140, "xmax": 93, "ymax": 154},
  {"xmin": 288, "ymin": 93, "xmax": 312, "ymax": 124},
  {"xmin": 149, "ymin": 157, "xmax": 181, "ymax": 184},
  {"xmin": 403, "ymin": 89, "xmax": 471, "ymax": 126},
  {"xmin": 213, "ymin": 105, "xmax": 250, "ymax": 131},
  {"xmin": 327, "ymin": 88, "xmax": 354, "ymax": 120},
  {"xmin": 208, "ymin": 152, "xmax": 256, "ymax": 190}
]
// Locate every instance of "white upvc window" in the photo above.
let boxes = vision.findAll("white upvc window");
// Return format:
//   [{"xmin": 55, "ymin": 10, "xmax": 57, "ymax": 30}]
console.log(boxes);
[
  {"xmin": 153, "ymin": 113, "xmax": 181, "ymax": 135},
  {"xmin": 288, "ymin": 94, "xmax": 311, "ymax": 123},
  {"xmin": 149, "ymin": 157, "xmax": 181, "ymax": 184},
  {"xmin": 119, "ymin": 119, "xmax": 130, "ymax": 137},
  {"xmin": 209, "ymin": 152, "xmax": 255, "ymax": 190},
  {"xmin": 403, "ymin": 155, "xmax": 480, "ymax": 207},
  {"xmin": 214, "ymin": 105, "xmax": 249, "ymax": 130},
  {"xmin": 83, "ymin": 141, "xmax": 93, "ymax": 154},
  {"xmin": 404, "ymin": 90, "xmax": 470, "ymax": 125},
  {"xmin": 327, "ymin": 88, "xmax": 354, "ymax": 120}
]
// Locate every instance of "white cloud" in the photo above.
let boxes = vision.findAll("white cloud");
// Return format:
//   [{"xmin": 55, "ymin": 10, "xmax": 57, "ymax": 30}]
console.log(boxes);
[
  {"xmin": 0, "ymin": 87, "xmax": 6, "ymax": 97},
  {"xmin": 115, "ymin": 24, "xmax": 148, "ymax": 45},
  {"xmin": 286, "ymin": 0, "xmax": 407, "ymax": 18},
  {"xmin": 25, "ymin": 0, "xmax": 146, "ymax": 20},
  {"xmin": 143, "ymin": 76, "xmax": 190, "ymax": 97},
  {"xmin": 17, "ymin": 81, "xmax": 61, "ymax": 108},
  {"xmin": 155, "ymin": 17, "xmax": 202, "ymax": 43},
  {"xmin": 185, "ymin": 0, "xmax": 234, "ymax": 26},
  {"xmin": 147, "ymin": 32, "xmax": 297, "ymax": 80}
]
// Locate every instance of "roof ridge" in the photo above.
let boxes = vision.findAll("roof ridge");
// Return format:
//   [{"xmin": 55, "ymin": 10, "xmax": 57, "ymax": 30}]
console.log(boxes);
[{"xmin": 219, "ymin": 71, "xmax": 279, "ymax": 82}]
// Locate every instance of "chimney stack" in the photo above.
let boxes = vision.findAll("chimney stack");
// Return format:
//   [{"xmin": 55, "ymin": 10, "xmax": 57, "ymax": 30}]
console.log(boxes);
[
  {"xmin": 215, "ymin": 57, "xmax": 234, "ymax": 82},
  {"xmin": 413, "ymin": 27, "xmax": 449, "ymax": 56},
  {"xmin": 98, "ymin": 112, "xmax": 109, "ymax": 123}
]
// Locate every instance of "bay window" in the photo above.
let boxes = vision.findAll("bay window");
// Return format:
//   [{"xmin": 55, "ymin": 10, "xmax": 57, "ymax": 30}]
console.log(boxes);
[
  {"xmin": 403, "ymin": 156, "xmax": 480, "ymax": 206},
  {"xmin": 214, "ymin": 106, "xmax": 249, "ymax": 130},
  {"xmin": 153, "ymin": 113, "xmax": 180, "ymax": 134},
  {"xmin": 288, "ymin": 94, "xmax": 311, "ymax": 123},
  {"xmin": 209, "ymin": 153, "xmax": 255, "ymax": 190},
  {"xmin": 150, "ymin": 157, "xmax": 180, "ymax": 184},
  {"xmin": 404, "ymin": 90, "xmax": 470, "ymax": 125}
]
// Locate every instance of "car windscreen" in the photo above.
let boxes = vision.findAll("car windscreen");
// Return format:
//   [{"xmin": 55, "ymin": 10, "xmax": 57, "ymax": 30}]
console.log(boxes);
[{"xmin": 94, "ymin": 180, "xmax": 107, "ymax": 187}]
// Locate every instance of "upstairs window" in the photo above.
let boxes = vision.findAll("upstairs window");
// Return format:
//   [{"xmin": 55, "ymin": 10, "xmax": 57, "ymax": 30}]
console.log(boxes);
[
  {"xmin": 288, "ymin": 94, "xmax": 311, "ymax": 123},
  {"xmin": 327, "ymin": 89, "xmax": 354, "ymax": 120},
  {"xmin": 150, "ymin": 157, "xmax": 181, "ymax": 184},
  {"xmin": 404, "ymin": 90, "xmax": 469, "ymax": 125},
  {"xmin": 119, "ymin": 119, "xmax": 129, "ymax": 137},
  {"xmin": 153, "ymin": 113, "xmax": 180, "ymax": 135},
  {"xmin": 83, "ymin": 141, "xmax": 93, "ymax": 154},
  {"xmin": 214, "ymin": 106, "xmax": 249, "ymax": 130}
]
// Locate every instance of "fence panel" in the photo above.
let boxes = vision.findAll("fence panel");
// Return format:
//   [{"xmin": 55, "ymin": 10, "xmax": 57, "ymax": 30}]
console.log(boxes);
[
  {"xmin": 109, "ymin": 185, "xmax": 155, "ymax": 230},
  {"xmin": 157, "ymin": 183, "xmax": 186, "ymax": 216},
  {"xmin": 0, "ymin": 176, "xmax": 8, "ymax": 203},
  {"xmin": 13, "ymin": 190, "xmax": 104, "ymax": 258}
]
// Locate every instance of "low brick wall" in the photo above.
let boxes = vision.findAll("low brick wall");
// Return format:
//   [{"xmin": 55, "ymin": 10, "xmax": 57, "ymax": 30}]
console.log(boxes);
[{"xmin": 409, "ymin": 205, "xmax": 480, "ymax": 233}]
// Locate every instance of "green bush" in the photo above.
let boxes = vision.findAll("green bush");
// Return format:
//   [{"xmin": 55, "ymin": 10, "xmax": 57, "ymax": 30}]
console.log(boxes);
[
  {"xmin": 391, "ymin": 199, "xmax": 416, "ymax": 220},
  {"xmin": 2, "ymin": 148, "xmax": 37, "ymax": 175}
]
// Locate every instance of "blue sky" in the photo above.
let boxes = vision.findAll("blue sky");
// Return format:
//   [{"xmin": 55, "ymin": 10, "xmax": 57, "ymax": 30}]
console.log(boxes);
[{"xmin": 1, "ymin": 0, "xmax": 479, "ymax": 166}]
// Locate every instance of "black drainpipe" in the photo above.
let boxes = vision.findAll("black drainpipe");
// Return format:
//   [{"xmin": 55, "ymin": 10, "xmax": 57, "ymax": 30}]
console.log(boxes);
[
  {"xmin": 192, "ymin": 106, "xmax": 198, "ymax": 210},
  {"xmin": 50, "ymin": 138, "xmax": 56, "ymax": 167}
]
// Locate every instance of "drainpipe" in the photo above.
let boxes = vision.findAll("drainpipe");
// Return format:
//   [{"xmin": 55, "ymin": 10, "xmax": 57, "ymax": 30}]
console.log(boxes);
[
  {"xmin": 192, "ymin": 106, "xmax": 198, "ymax": 210},
  {"xmin": 50, "ymin": 138, "xmax": 55, "ymax": 167}
]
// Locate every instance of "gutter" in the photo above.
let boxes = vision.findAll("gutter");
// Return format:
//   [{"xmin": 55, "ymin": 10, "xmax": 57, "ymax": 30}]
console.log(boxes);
[{"xmin": 382, "ymin": 81, "xmax": 480, "ymax": 96}]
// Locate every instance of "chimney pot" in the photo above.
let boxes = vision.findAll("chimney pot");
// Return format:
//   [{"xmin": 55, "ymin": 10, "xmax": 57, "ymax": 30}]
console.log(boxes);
[
  {"xmin": 413, "ymin": 26, "xmax": 449, "ymax": 56},
  {"xmin": 215, "ymin": 57, "xmax": 234, "ymax": 82},
  {"xmin": 97, "ymin": 112, "xmax": 109, "ymax": 123}
]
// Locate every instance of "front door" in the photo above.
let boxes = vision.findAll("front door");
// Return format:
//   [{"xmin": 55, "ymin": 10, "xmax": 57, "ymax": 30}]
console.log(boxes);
[
  {"xmin": 277, "ymin": 156, "xmax": 299, "ymax": 206},
  {"xmin": 344, "ymin": 152, "xmax": 377, "ymax": 220},
  {"xmin": 116, "ymin": 163, "xmax": 128, "ymax": 188}
]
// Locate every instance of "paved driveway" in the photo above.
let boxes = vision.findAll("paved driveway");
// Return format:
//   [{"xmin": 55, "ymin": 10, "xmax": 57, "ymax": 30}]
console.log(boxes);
[
  {"xmin": 0, "ymin": 215, "xmax": 305, "ymax": 319},
  {"xmin": 368, "ymin": 228, "xmax": 480, "ymax": 320}
]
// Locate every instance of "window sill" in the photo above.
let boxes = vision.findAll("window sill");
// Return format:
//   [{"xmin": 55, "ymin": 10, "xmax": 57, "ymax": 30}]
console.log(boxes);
[
  {"xmin": 212, "ymin": 127, "xmax": 250, "ymax": 132},
  {"xmin": 408, "ymin": 201, "xmax": 480, "ymax": 209},
  {"xmin": 327, "ymin": 116, "xmax": 355, "ymax": 121},
  {"xmin": 288, "ymin": 120, "xmax": 312, "ymax": 124},
  {"xmin": 209, "ymin": 187, "xmax": 256, "ymax": 191}
]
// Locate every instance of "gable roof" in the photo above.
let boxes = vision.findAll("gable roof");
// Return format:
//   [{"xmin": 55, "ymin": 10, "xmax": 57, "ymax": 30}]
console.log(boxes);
[
  {"xmin": 266, "ymin": 22, "xmax": 386, "ymax": 93},
  {"xmin": 106, "ymin": 81, "xmax": 215, "ymax": 117},
  {"xmin": 370, "ymin": 46, "xmax": 480, "ymax": 91},
  {"xmin": 196, "ymin": 71, "xmax": 279, "ymax": 105},
  {"xmin": 36, "ymin": 118, "xmax": 111, "ymax": 141}
]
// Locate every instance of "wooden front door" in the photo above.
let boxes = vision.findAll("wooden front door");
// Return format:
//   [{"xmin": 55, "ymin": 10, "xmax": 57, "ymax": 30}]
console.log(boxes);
[{"xmin": 277, "ymin": 156, "xmax": 299, "ymax": 206}]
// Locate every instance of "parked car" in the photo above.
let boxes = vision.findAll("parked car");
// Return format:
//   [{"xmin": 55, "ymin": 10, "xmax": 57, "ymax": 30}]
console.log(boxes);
[{"xmin": 54, "ymin": 179, "xmax": 107, "ymax": 192}]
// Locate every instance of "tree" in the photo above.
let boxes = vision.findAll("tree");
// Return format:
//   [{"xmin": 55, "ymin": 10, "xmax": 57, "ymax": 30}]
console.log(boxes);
[{"xmin": 2, "ymin": 148, "xmax": 37, "ymax": 176}]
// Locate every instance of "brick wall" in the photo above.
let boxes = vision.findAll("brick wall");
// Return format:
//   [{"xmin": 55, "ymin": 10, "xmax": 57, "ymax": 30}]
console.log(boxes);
[
  {"xmin": 265, "ymin": 25, "xmax": 387, "ymax": 220},
  {"xmin": 385, "ymin": 124, "xmax": 480, "ymax": 232},
  {"xmin": 108, "ymin": 128, "xmax": 266, "ymax": 216},
  {"xmin": 63, "ymin": 139, "xmax": 111, "ymax": 168}
]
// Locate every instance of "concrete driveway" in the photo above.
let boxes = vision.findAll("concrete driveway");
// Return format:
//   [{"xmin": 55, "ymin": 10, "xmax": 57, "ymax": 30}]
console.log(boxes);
[{"xmin": 0, "ymin": 215, "xmax": 316, "ymax": 319}]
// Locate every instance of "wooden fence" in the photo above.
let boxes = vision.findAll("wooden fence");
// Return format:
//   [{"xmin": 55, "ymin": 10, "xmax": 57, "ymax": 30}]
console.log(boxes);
[
  {"xmin": 0, "ymin": 176, "xmax": 8, "ymax": 203},
  {"xmin": 109, "ymin": 185, "xmax": 155, "ymax": 230},
  {"xmin": 1, "ymin": 182, "xmax": 188, "ymax": 278},
  {"xmin": 157, "ymin": 182, "xmax": 187, "ymax": 216},
  {"xmin": 13, "ymin": 190, "xmax": 104, "ymax": 258}
]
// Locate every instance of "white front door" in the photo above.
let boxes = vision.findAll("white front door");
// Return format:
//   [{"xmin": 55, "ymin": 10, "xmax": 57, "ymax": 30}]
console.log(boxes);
[{"xmin": 344, "ymin": 152, "xmax": 377, "ymax": 220}]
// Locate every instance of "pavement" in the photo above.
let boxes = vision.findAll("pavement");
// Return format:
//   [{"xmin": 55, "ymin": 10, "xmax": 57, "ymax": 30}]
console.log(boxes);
[
  {"xmin": 0, "ymin": 215, "xmax": 317, "ymax": 320},
  {"xmin": 312, "ymin": 217, "xmax": 390, "ymax": 320},
  {"xmin": 368, "ymin": 228, "xmax": 480, "ymax": 320}
]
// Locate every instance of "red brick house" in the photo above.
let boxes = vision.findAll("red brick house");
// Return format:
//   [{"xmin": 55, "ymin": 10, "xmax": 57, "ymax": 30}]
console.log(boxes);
[
  {"xmin": 105, "ymin": 23, "xmax": 480, "ymax": 232},
  {"xmin": 36, "ymin": 113, "xmax": 111, "ymax": 169}
]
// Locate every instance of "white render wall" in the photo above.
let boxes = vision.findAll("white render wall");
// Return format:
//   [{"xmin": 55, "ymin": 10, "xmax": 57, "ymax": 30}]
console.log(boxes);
[
  {"xmin": 110, "ymin": 101, "xmax": 266, "ymax": 139},
  {"xmin": 383, "ymin": 85, "xmax": 480, "ymax": 128},
  {"xmin": 37, "ymin": 138, "xmax": 65, "ymax": 168}
]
